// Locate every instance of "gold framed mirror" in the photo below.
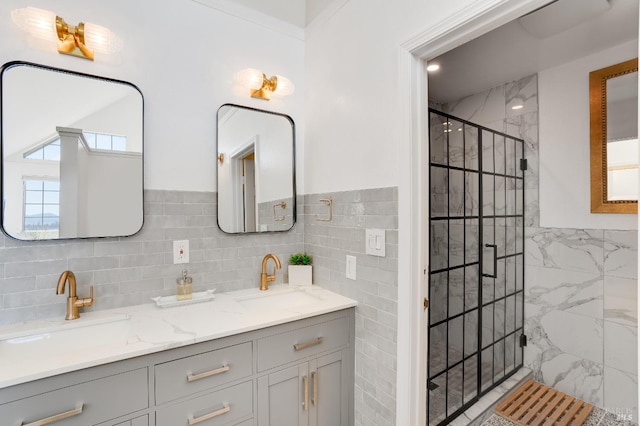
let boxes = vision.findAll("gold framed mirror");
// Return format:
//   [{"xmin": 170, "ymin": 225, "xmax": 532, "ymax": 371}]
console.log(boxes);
[{"xmin": 589, "ymin": 58, "xmax": 638, "ymax": 213}]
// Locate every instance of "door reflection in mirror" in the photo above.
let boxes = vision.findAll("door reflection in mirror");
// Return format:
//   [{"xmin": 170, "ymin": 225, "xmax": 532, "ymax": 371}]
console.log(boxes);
[{"xmin": 216, "ymin": 104, "xmax": 295, "ymax": 233}]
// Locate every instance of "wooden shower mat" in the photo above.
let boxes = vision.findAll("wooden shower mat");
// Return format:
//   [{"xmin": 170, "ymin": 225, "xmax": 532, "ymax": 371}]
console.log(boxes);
[{"xmin": 495, "ymin": 379, "xmax": 593, "ymax": 426}]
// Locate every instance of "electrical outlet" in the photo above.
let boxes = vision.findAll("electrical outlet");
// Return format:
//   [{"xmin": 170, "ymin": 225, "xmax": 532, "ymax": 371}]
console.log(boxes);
[
  {"xmin": 346, "ymin": 255, "xmax": 356, "ymax": 280},
  {"xmin": 173, "ymin": 240, "xmax": 189, "ymax": 264}
]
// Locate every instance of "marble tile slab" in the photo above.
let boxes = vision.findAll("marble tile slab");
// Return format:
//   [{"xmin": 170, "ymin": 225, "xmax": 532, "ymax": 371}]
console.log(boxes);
[
  {"xmin": 604, "ymin": 230, "xmax": 638, "ymax": 280},
  {"xmin": 604, "ymin": 275, "xmax": 638, "ymax": 327},
  {"xmin": 603, "ymin": 366, "xmax": 639, "ymax": 424},
  {"xmin": 506, "ymin": 74, "xmax": 538, "ymax": 117},
  {"xmin": 604, "ymin": 321, "xmax": 638, "ymax": 374},
  {"xmin": 525, "ymin": 228, "xmax": 605, "ymax": 274}
]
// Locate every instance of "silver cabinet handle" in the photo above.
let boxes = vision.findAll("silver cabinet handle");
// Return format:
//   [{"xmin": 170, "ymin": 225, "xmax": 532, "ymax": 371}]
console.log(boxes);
[
  {"xmin": 302, "ymin": 375, "xmax": 309, "ymax": 411},
  {"xmin": 294, "ymin": 337, "xmax": 323, "ymax": 351},
  {"xmin": 311, "ymin": 371, "xmax": 318, "ymax": 406},
  {"xmin": 22, "ymin": 404, "xmax": 83, "ymax": 426},
  {"xmin": 188, "ymin": 403, "xmax": 230, "ymax": 425},
  {"xmin": 187, "ymin": 364, "xmax": 230, "ymax": 382}
]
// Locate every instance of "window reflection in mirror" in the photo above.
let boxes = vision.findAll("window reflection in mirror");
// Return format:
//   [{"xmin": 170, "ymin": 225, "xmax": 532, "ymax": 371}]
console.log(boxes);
[
  {"xmin": 0, "ymin": 62, "xmax": 144, "ymax": 240},
  {"xmin": 589, "ymin": 58, "xmax": 638, "ymax": 213},
  {"xmin": 606, "ymin": 71, "xmax": 638, "ymax": 201},
  {"xmin": 216, "ymin": 104, "xmax": 295, "ymax": 233}
]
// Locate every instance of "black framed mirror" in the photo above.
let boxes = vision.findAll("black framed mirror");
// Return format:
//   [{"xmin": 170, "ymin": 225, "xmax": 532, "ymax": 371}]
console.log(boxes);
[
  {"xmin": 0, "ymin": 61, "xmax": 144, "ymax": 240},
  {"xmin": 216, "ymin": 104, "xmax": 295, "ymax": 233}
]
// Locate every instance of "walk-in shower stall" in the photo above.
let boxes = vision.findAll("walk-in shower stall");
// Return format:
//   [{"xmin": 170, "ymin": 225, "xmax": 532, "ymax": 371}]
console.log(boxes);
[{"xmin": 427, "ymin": 109, "xmax": 526, "ymax": 425}]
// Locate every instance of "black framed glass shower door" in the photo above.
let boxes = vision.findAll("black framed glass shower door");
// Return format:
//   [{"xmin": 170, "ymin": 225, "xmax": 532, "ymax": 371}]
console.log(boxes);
[{"xmin": 427, "ymin": 109, "xmax": 525, "ymax": 426}]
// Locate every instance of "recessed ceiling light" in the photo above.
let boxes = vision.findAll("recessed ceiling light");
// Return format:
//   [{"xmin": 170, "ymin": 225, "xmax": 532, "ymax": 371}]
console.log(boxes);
[
  {"xmin": 512, "ymin": 105, "xmax": 524, "ymax": 110},
  {"xmin": 427, "ymin": 64, "xmax": 440, "ymax": 72}
]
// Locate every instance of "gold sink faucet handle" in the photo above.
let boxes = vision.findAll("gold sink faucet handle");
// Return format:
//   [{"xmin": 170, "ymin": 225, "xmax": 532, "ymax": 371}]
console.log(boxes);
[
  {"xmin": 56, "ymin": 270, "xmax": 94, "ymax": 320},
  {"xmin": 260, "ymin": 253, "xmax": 282, "ymax": 291}
]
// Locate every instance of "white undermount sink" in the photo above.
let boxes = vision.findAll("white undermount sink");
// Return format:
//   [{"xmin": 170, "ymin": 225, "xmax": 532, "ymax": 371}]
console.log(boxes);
[
  {"xmin": 233, "ymin": 286, "xmax": 321, "ymax": 311},
  {"xmin": 0, "ymin": 314, "xmax": 132, "ymax": 361}
]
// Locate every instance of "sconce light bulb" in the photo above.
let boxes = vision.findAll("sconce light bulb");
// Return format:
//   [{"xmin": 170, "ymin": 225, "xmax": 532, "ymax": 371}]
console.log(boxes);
[
  {"xmin": 273, "ymin": 75, "xmax": 295, "ymax": 96},
  {"xmin": 11, "ymin": 7, "xmax": 58, "ymax": 42},
  {"xmin": 83, "ymin": 22, "xmax": 123, "ymax": 54},
  {"xmin": 236, "ymin": 68, "xmax": 266, "ymax": 90}
]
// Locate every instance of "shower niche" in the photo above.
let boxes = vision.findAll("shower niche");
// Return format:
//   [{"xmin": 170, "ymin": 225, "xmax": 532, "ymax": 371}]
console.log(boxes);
[{"xmin": 427, "ymin": 109, "xmax": 525, "ymax": 425}]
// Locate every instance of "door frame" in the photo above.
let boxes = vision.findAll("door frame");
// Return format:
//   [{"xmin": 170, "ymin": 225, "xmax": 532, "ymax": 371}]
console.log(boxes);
[{"xmin": 395, "ymin": 1, "xmax": 553, "ymax": 424}]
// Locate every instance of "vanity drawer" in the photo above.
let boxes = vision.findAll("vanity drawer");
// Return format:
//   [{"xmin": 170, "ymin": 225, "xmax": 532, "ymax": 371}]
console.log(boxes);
[
  {"xmin": 257, "ymin": 315, "xmax": 350, "ymax": 372},
  {"xmin": 155, "ymin": 342, "xmax": 252, "ymax": 405},
  {"xmin": 156, "ymin": 380, "xmax": 252, "ymax": 426},
  {"xmin": 0, "ymin": 368, "xmax": 148, "ymax": 426}
]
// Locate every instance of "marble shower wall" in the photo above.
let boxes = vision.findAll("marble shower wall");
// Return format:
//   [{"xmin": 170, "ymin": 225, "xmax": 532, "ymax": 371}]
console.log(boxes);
[{"xmin": 434, "ymin": 74, "xmax": 638, "ymax": 421}]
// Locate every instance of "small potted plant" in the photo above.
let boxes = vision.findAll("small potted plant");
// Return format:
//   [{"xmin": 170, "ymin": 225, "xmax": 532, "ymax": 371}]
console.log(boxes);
[{"xmin": 288, "ymin": 252, "xmax": 313, "ymax": 286}]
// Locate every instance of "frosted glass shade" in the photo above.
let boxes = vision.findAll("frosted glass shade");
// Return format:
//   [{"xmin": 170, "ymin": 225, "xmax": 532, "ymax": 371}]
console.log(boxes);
[
  {"xmin": 83, "ymin": 22, "xmax": 123, "ymax": 54},
  {"xmin": 11, "ymin": 7, "xmax": 58, "ymax": 42},
  {"xmin": 236, "ymin": 68, "xmax": 265, "ymax": 90},
  {"xmin": 274, "ymin": 75, "xmax": 295, "ymax": 96}
]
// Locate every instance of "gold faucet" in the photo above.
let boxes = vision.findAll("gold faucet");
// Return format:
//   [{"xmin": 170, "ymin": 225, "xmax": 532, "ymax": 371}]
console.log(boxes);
[
  {"xmin": 260, "ymin": 253, "xmax": 281, "ymax": 291},
  {"xmin": 56, "ymin": 270, "xmax": 93, "ymax": 320}
]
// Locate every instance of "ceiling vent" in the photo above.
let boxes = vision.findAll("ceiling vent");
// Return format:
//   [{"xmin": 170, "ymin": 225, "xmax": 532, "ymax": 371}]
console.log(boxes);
[{"xmin": 518, "ymin": 0, "xmax": 611, "ymax": 38}]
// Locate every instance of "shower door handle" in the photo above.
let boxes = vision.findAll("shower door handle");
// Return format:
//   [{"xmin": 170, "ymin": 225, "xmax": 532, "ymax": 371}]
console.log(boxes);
[{"xmin": 482, "ymin": 244, "xmax": 498, "ymax": 278}]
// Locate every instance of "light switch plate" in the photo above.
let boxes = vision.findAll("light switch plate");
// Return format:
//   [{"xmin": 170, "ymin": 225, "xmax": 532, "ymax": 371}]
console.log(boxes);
[
  {"xmin": 346, "ymin": 255, "xmax": 356, "ymax": 280},
  {"xmin": 173, "ymin": 240, "xmax": 189, "ymax": 264},
  {"xmin": 365, "ymin": 228, "xmax": 386, "ymax": 257}
]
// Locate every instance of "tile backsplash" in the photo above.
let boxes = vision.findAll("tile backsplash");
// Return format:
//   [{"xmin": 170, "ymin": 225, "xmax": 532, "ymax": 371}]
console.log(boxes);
[
  {"xmin": 0, "ymin": 190, "xmax": 304, "ymax": 325},
  {"xmin": 0, "ymin": 185, "xmax": 400, "ymax": 426}
]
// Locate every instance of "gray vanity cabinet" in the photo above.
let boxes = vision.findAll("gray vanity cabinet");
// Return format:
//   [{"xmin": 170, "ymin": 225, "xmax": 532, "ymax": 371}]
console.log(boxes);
[
  {"xmin": 0, "ymin": 308, "xmax": 355, "ymax": 426},
  {"xmin": 257, "ymin": 350, "xmax": 349, "ymax": 426},
  {"xmin": 0, "ymin": 367, "xmax": 149, "ymax": 426},
  {"xmin": 255, "ymin": 314, "xmax": 352, "ymax": 426}
]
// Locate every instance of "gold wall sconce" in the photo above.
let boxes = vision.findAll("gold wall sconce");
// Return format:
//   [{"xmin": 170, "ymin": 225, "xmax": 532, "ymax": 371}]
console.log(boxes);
[
  {"xmin": 236, "ymin": 68, "xmax": 295, "ymax": 100},
  {"xmin": 12, "ymin": 7, "xmax": 122, "ymax": 61}
]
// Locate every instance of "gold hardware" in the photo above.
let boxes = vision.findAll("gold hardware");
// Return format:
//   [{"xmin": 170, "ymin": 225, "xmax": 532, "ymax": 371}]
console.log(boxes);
[
  {"xmin": 315, "ymin": 197, "xmax": 333, "ymax": 222},
  {"xmin": 11, "ymin": 8, "xmax": 122, "ymax": 61},
  {"xmin": 235, "ymin": 68, "xmax": 295, "ymax": 101},
  {"xmin": 302, "ymin": 375, "xmax": 309, "ymax": 411},
  {"xmin": 22, "ymin": 403, "xmax": 83, "ymax": 426},
  {"xmin": 56, "ymin": 270, "xmax": 93, "ymax": 320},
  {"xmin": 260, "ymin": 253, "xmax": 281, "ymax": 291},
  {"xmin": 187, "ymin": 403, "xmax": 230, "ymax": 425},
  {"xmin": 294, "ymin": 337, "xmax": 324, "ymax": 351},
  {"xmin": 218, "ymin": 153, "xmax": 224, "ymax": 164},
  {"xmin": 187, "ymin": 364, "xmax": 230, "ymax": 382},
  {"xmin": 311, "ymin": 371, "xmax": 318, "ymax": 406},
  {"xmin": 273, "ymin": 202, "xmax": 286, "ymax": 221},
  {"xmin": 424, "ymin": 298, "xmax": 429, "ymax": 310}
]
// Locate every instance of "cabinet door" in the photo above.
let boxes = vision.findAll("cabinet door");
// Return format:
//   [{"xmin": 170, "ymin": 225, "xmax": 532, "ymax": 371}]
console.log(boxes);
[
  {"xmin": 310, "ymin": 350, "xmax": 348, "ymax": 426},
  {"xmin": 257, "ymin": 364, "xmax": 309, "ymax": 426}
]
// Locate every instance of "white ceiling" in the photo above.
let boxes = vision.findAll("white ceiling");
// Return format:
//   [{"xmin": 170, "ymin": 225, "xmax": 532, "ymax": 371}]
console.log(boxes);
[
  {"xmin": 224, "ymin": 0, "xmax": 336, "ymax": 27},
  {"xmin": 428, "ymin": 0, "xmax": 639, "ymax": 103}
]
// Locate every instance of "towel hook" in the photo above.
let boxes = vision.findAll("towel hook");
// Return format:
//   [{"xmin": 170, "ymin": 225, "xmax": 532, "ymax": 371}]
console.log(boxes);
[{"xmin": 315, "ymin": 197, "xmax": 333, "ymax": 222}]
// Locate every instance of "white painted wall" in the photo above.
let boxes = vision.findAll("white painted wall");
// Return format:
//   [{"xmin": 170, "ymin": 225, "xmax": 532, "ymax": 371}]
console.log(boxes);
[
  {"xmin": 538, "ymin": 39, "xmax": 638, "ymax": 230},
  {"xmin": 0, "ymin": 0, "xmax": 305, "ymax": 193},
  {"xmin": 304, "ymin": 0, "xmax": 480, "ymax": 194}
]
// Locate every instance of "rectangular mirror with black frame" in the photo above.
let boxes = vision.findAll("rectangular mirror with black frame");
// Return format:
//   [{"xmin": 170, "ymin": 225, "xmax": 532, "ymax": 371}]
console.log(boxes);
[
  {"xmin": 0, "ymin": 61, "xmax": 144, "ymax": 240},
  {"xmin": 216, "ymin": 104, "xmax": 295, "ymax": 234}
]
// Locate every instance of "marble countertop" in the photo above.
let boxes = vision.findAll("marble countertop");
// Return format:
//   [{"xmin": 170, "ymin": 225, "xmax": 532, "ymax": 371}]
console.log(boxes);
[{"xmin": 0, "ymin": 284, "xmax": 357, "ymax": 389}]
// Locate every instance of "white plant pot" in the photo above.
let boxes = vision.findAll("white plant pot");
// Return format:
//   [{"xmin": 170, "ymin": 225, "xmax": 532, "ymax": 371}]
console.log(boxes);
[{"xmin": 288, "ymin": 265, "xmax": 312, "ymax": 286}]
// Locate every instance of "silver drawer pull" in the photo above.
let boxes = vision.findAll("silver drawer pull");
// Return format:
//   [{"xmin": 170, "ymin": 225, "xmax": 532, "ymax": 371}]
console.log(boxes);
[
  {"xmin": 22, "ymin": 403, "xmax": 84, "ymax": 426},
  {"xmin": 188, "ymin": 403, "xmax": 230, "ymax": 425},
  {"xmin": 187, "ymin": 364, "xmax": 230, "ymax": 382},
  {"xmin": 294, "ymin": 337, "xmax": 323, "ymax": 351}
]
